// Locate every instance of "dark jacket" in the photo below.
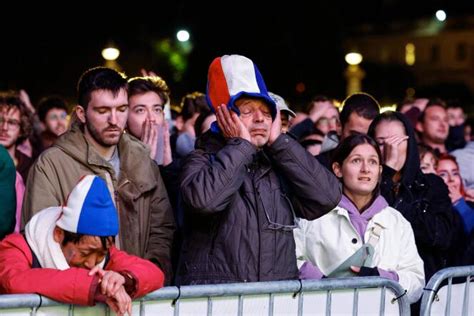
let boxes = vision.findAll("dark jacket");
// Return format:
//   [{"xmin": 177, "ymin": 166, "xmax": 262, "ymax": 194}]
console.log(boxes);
[
  {"xmin": 177, "ymin": 131, "xmax": 341, "ymax": 285},
  {"xmin": 368, "ymin": 112, "xmax": 455, "ymax": 281}
]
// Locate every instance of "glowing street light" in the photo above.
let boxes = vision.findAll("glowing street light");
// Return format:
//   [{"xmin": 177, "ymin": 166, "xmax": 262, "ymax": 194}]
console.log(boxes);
[
  {"xmin": 101, "ymin": 46, "xmax": 120, "ymax": 61},
  {"xmin": 345, "ymin": 52, "xmax": 363, "ymax": 65},
  {"xmin": 101, "ymin": 41, "xmax": 121, "ymax": 71},
  {"xmin": 436, "ymin": 10, "xmax": 446, "ymax": 22},
  {"xmin": 344, "ymin": 52, "xmax": 365, "ymax": 96},
  {"xmin": 177, "ymin": 30, "xmax": 190, "ymax": 42}
]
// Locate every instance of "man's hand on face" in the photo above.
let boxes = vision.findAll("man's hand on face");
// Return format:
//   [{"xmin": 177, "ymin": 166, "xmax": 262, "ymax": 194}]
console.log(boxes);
[
  {"xmin": 141, "ymin": 118, "xmax": 158, "ymax": 160},
  {"xmin": 268, "ymin": 109, "xmax": 281, "ymax": 146},
  {"xmin": 216, "ymin": 104, "xmax": 251, "ymax": 143}
]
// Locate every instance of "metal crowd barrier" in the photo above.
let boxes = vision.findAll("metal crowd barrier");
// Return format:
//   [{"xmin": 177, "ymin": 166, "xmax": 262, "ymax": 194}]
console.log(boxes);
[
  {"xmin": 0, "ymin": 277, "xmax": 409, "ymax": 315},
  {"xmin": 420, "ymin": 265, "xmax": 474, "ymax": 316}
]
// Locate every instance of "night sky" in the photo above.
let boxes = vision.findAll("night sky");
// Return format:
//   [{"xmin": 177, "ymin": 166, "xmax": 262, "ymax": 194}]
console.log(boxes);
[{"xmin": 1, "ymin": 1, "xmax": 473, "ymax": 109}]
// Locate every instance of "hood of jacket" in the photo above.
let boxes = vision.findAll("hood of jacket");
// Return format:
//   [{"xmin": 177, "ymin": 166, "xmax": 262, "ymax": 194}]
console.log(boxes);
[{"xmin": 368, "ymin": 111, "xmax": 420, "ymax": 185}]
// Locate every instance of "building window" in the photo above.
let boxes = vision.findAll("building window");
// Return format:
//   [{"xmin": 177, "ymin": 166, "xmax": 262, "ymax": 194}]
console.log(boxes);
[
  {"xmin": 405, "ymin": 43, "xmax": 415, "ymax": 66},
  {"xmin": 431, "ymin": 44, "xmax": 440, "ymax": 63},
  {"xmin": 456, "ymin": 43, "xmax": 467, "ymax": 61}
]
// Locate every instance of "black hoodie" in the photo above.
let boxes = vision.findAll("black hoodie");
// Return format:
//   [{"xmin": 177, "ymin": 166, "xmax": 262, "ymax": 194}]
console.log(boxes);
[{"xmin": 368, "ymin": 111, "xmax": 455, "ymax": 281}]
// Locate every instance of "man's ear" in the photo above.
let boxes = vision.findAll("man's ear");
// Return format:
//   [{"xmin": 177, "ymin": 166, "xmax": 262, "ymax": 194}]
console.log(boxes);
[
  {"xmin": 415, "ymin": 121, "xmax": 424, "ymax": 134},
  {"xmin": 75, "ymin": 105, "xmax": 86, "ymax": 124},
  {"xmin": 332, "ymin": 162, "xmax": 343, "ymax": 178},
  {"xmin": 53, "ymin": 226, "xmax": 64, "ymax": 243}
]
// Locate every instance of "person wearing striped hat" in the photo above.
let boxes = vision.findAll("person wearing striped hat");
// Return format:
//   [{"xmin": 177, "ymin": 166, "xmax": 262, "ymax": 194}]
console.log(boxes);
[
  {"xmin": 176, "ymin": 55, "xmax": 341, "ymax": 285},
  {"xmin": 0, "ymin": 175, "xmax": 164, "ymax": 314}
]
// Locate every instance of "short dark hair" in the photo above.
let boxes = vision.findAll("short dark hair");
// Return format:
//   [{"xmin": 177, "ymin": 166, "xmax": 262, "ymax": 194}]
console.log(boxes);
[
  {"xmin": 77, "ymin": 67, "xmax": 128, "ymax": 111},
  {"xmin": 305, "ymin": 95, "xmax": 331, "ymax": 113},
  {"xmin": 180, "ymin": 92, "xmax": 209, "ymax": 121},
  {"xmin": 331, "ymin": 133, "xmax": 383, "ymax": 168},
  {"xmin": 128, "ymin": 76, "xmax": 170, "ymax": 105},
  {"xmin": 62, "ymin": 230, "xmax": 115, "ymax": 251},
  {"xmin": 0, "ymin": 91, "xmax": 32, "ymax": 145},
  {"xmin": 339, "ymin": 93, "xmax": 380, "ymax": 127},
  {"xmin": 37, "ymin": 95, "xmax": 69, "ymax": 123}
]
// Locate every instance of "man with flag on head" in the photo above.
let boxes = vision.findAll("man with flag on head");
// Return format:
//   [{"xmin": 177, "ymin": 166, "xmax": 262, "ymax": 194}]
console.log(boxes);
[
  {"xmin": 0, "ymin": 175, "xmax": 164, "ymax": 315},
  {"xmin": 176, "ymin": 54, "xmax": 341, "ymax": 285}
]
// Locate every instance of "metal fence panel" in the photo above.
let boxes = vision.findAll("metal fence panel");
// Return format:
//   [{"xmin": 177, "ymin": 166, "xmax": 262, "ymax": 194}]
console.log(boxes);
[
  {"xmin": 420, "ymin": 265, "xmax": 474, "ymax": 316},
  {"xmin": 0, "ymin": 277, "xmax": 409, "ymax": 316}
]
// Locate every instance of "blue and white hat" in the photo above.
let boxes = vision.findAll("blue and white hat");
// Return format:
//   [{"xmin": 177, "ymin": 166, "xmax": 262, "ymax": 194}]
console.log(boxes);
[
  {"xmin": 206, "ymin": 54, "xmax": 277, "ymax": 121},
  {"xmin": 56, "ymin": 175, "xmax": 119, "ymax": 237}
]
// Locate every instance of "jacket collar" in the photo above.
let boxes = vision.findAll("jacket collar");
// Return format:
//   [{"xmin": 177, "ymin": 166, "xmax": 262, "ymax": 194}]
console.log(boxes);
[{"xmin": 54, "ymin": 125, "xmax": 157, "ymax": 195}]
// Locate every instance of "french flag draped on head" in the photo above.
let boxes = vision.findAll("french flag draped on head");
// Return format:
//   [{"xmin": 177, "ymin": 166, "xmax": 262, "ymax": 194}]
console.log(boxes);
[
  {"xmin": 56, "ymin": 175, "xmax": 119, "ymax": 237},
  {"xmin": 206, "ymin": 55, "xmax": 277, "ymax": 121}
]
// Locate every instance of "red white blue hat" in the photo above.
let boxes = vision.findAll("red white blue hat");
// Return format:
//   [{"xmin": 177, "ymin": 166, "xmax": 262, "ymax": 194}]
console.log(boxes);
[
  {"xmin": 56, "ymin": 175, "xmax": 119, "ymax": 236},
  {"xmin": 206, "ymin": 55, "xmax": 277, "ymax": 121}
]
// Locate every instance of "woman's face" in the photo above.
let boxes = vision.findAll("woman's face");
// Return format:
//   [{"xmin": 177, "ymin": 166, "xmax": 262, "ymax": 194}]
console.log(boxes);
[
  {"xmin": 420, "ymin": 151, "xmax": 437, "ymax": 174},
  {"xmin": 333, "ymin": 143, "xmax": 382, "ymax": 197},
  {"xmin": 436, "ymin": 159, "xmax": 462, "ymax": 195},
  {"xmin": 374, "ymin": 120, "xmax": 408, "ymax": 169}
]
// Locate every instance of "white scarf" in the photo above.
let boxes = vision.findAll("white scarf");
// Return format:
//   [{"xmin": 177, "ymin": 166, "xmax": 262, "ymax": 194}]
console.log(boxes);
[{"xmin": 25, "ymin": 207, "xmax": 105, "ymax": 270}]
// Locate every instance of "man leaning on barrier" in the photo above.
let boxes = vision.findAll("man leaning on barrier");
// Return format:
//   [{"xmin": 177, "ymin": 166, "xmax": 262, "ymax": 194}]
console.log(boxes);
[{"xmin": 0, "ymin": 175, "xmax": 164, "ymax": 315}]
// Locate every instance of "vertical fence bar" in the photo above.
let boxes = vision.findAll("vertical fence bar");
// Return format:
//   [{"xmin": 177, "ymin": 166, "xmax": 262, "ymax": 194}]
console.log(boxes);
[
  {"xmin": 462, "ymin": 275, "xmax": 470, "ymax": 316},
  {"xmin": 379, "ymin": 286, "xmax": 386, "ymax": 315},
  {"xmin": 297, "ymin": 291, "xmax": 304, "ymax": 316},
  {"xmin": 445, "ymin": 277, "xmax": 452, "ymax": 316},
  {"xmin": 140, "ymin": 300, "xmax": 145, "ymax": 316},
  {"xmin": 173, "ymin": 298, "xmax": 179, "ymax": 316},
  {"xmin": 30, "ymin": 306, "xmax": 37, "ymax": 316},
  {"xmin": 352, "ymin": 288, "xmax": 359, "ymax": 316},
  {"xmin": 268, "ymin": 293, "xmax": 274, "ymax": 316},
  {"xmin": 237, "ymin": 294, "xmax": 243, "ymax": 316},
  {"xmin": 325, "ymin": 290, "xmax": 331, "ymax": 316},
  {"xmin": 207, "ymin": 296, "xmax": 212, "ymax": 316}
]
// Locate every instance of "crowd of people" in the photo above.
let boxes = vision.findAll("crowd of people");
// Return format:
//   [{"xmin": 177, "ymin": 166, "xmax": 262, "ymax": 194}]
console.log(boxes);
[{"xmin": 0, "ymin": 54, "xmax": 473, "ymax": 314}]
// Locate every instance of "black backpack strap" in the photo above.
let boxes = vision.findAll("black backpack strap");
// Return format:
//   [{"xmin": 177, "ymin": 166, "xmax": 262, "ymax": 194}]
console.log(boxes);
[{"xmin": 22, "ymin": 233, "xmax": 42, "ymax": 268}]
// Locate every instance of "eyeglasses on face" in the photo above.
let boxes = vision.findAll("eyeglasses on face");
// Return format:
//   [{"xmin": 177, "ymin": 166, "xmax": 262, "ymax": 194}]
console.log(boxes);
[
  {"xmin": 47, "ymin": 113, "xmax": 68, "ymax": 121},
  {"xmin": 0, "ymin": 116, "xmax": 21, "ymax": 130}
]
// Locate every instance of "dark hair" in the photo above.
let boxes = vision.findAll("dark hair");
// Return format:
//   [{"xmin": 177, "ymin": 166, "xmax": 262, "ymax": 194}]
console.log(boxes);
[
  {"xmin": 180, "ymin": 92, "xmax": 209, "ymax": 121},
  {"xmin": 367, "ymin": 111, "xmax": 408, "ymax": 140},
  {"xmin": 62, "ymin": 230, "xmax": 115, "ymax": 251},
  {"xmin": 0, "ymin": 91, "xmax": 33, "ymax": 145},
  {"xmin": 305, "ymin": 95, "xmax": 331, "ymax": 113},
  {"xmin": 194, "ymin": 109, "xmax": 214, "ymax": 137},
  {"xmin": 128, "ymin": 76, "xmax": 170, "ymax": 105},
  {"xmin": 77, "ymin": 67, "xmax": 128, "ymax": 110},
  {"xmin": 331, "ymin": 133, "xmax": 383, "ymax": 168},
  {"xmin": 37, "ymin": 95, "xmax": 69, "ymax": 123},
  {"xmin": 339, "ymin": 92, "xmax": 380, "ymax": 127}
]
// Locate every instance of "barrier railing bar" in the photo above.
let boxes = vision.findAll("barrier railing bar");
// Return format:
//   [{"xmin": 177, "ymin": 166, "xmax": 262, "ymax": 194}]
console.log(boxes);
[
  {"xmin": 268, "ymin": 293, "xmax": 274, "ymax": 316},
  {"xmin": 297, "ymin": 291, "xmax": 303, "ymax": 316},
  {"xmin": 238, "ymin": 294, "xmax": 243, "ymax": 316},
  {"xmin": 462, "ymin": 275, "xmax": 470, "ymax": 316},
  {"xmin": 446, "ymin": 277, "xmax": 452, "ymax": 316},
  {"xmin": 207, "ymin": 296, "xmax": 212, "ymax": 316},
  {"xmin": 420, "ymin": 265, "xmax": 474, "ymax": 316},
  {"xmin": 325, "ymin": 290, "xmax": 331, "ymax": 316},
  {"xmin": 353, "ymin": 288, "xmax": 358, "ymax": 316},
  {"xmin": 379, "ymin": 286, "xmax": 386, "ymax": 316}
]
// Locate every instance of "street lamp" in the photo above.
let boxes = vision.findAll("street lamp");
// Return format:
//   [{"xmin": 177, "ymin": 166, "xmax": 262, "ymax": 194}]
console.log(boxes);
[
  {"xmin": 101, "ymin": 41, "xmax": 121, "ymax": 71},
  {"xmin": 344, "ymin": 52, "xmax": 365, "ymax": 96}
]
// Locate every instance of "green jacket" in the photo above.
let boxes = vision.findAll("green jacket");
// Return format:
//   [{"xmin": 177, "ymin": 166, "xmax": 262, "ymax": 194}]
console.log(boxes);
[
  {"xmin": 0, "ymin": 145, "xmax": 16, "ymax": 240},
  {"xmin": 22, "ymin": 125, "xmax": 175, "ymax": 282}
]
